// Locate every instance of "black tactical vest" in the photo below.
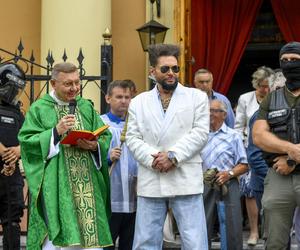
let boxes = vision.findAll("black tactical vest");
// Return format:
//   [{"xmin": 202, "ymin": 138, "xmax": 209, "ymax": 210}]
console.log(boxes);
[
  {"xmin": 0, "ymin": 102, "xmax": 24, "ymax": 180},
  {"xmin": 265, "ymin": 88, "xmax": 300, "ymax": 169},
  {"xmin": 0, "ymin": 103, "xmax": 23, "ymax": 147},
  {"xmin": 267, "ymin": 88, "xmax": 300, "ymax": 143}
]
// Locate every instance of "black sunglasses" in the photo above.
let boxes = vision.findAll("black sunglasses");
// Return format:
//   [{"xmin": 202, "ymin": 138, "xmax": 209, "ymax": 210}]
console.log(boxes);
[{"xmin": 159, "ymin": 65, "xmax": 180, "ymax": 74}]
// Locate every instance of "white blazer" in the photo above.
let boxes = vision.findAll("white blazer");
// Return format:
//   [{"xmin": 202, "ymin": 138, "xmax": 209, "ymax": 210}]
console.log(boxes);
[
  {"xmin": 234, "ymin": 90, "xmax": 259, "ymax": 147},
  {"xmin": 126, "ymin": 83, "xmax": 209, "ymax": 197}
]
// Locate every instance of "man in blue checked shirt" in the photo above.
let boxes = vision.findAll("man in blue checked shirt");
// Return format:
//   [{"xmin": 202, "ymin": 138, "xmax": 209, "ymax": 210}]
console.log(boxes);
[{"xmin": 201, "ymin": 99, "xmax": 248, "ymax": 250}]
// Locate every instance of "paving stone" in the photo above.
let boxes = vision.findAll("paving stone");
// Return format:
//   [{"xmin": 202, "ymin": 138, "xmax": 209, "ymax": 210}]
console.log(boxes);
[{"xmin": 0, "ymin": 232, "xmax": 298, "ymax": 250}]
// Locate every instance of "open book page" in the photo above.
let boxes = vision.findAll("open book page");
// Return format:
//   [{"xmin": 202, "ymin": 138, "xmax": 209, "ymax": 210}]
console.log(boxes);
[{"xmin": 60, "ymin": 125, "xmax": 109, "ymax": 145}]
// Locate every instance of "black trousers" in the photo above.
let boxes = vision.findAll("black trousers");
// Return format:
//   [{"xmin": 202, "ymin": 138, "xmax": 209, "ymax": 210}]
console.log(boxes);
[
  {"xmin": 106, "ymin": 212, "xmax": 136, "ymax": 250},
  {"xmin": 0, "ymin": 168, "xmax": 24, "ymax": 250}
]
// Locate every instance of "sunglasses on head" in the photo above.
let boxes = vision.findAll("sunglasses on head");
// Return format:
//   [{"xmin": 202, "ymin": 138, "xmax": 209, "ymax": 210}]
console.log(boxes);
[{"xmin": 159, "ymin": 65, "xmax": 180, "ymax": 74}]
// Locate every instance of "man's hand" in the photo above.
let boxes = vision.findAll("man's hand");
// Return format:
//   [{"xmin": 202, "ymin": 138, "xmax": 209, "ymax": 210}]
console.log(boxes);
[
  {"xmin": 287, "ymin": 143, "xmax": 300, "ymax": 163},
  {"xmin": 1, "ymin": 162, "xmax": 16, "ymax": 176},
  {"xmin": 216, "ymin": 171, "xmax": 231, "ymax": 186},
  {"xmin": 110, "ymin": 147, "xmax": 121, "ymax": 162},
  {"xmin": 273, "ymin": 156, "xmax": 295, "ymax": 175},
  {"xmin": 56, "ymin": 114, "xmax": 76, "ymax": 135},
  {"xmin": 77, "ymin": 138, "xmax": 98, "ymax": 151},
  {"xmin": 2, "ymin": 146, "xmax": 20, "ymax": 165},
  {"xmin": 151, "ymin": 152, "xmax": 175, "ymax": 173}
]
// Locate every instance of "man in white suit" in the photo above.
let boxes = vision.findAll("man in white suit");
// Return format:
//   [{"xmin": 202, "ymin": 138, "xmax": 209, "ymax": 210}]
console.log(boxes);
[{"xmin": 126, "ymin": 44, "xmax": 209, "ymax": 250}]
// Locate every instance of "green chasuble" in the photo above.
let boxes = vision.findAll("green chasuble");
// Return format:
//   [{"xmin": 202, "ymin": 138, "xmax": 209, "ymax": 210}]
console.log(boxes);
[{"xmin": 18, "ymin": 94, "xmax": 113, "ymax": 249}]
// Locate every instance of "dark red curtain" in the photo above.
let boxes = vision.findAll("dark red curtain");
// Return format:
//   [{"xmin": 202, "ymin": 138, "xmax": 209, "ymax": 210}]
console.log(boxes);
[
  {"xmin": 191, "ymin": 0, "xmax": 262, "ymax": 94},
  {"xmin": 271, "ymin": 0, "xmax": 300, "ymax": 42}
]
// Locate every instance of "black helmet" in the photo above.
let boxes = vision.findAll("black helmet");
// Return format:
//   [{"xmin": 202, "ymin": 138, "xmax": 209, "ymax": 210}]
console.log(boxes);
[{"xmin": 0, "ymin": 63, "xmax": 26, "ymax": 105}]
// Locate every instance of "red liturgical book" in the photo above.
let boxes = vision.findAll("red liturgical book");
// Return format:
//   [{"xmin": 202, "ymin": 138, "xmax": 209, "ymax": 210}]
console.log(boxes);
[{"xmin": 60, "ymin": 125, "xmax": 109, "ymax": 145}]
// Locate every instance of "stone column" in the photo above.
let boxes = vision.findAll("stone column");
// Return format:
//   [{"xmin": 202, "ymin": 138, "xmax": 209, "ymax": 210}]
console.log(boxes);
[{"xmin": 41, "ymin": 0, "xmax": 111, "ymax": 111}]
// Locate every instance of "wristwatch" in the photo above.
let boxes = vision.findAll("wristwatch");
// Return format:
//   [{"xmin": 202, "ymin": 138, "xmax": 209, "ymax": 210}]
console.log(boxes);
[
  {"xmin": 167, "ymin": 151, "xmax": 178, "ymax": 166},
  {"xmin": 287, "ymin": 157, "xmax": 297, "ymax": 167},
  {"xmin": 228, "ymin": 170, "xmax": 234, "ymax": 179}
]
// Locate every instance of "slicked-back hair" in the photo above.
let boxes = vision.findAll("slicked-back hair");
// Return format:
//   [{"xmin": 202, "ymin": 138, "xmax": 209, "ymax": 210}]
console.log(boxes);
[
  {"xmin": 194, "ymin": 68, "xmax": 213, "ymax": 80},
  {"xmin": 51, "ymin": 62, "xmax": 78, "ymax": 80},
  {"xmin": 107, "ymin": 80, "xmax": 132, "ymax": 96},
  {"xmin": 148, "ymin": 44, "xmax": 180, "ymax": 67}
]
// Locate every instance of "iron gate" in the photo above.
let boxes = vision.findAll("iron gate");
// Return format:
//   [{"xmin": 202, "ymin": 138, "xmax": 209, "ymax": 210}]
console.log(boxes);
[{"xmin": 0, "ymin": 37, "xmax": 113, "ymax": 114}]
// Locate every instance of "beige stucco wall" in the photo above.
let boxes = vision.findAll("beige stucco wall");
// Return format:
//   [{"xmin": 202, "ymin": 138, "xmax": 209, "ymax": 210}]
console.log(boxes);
[
  {"xmin": 147, "ymin": 0, "xmax": 175, "ymax": 44},
  {"xmin": 0, "ymin": 0, "xmax": 41, "ymax": 56},
  {"xmin": 111, "ymin": 0, "xmax": 147, "ymax": 92},
  {"xmin": 112, "ymin": 0, "xmax": 175, "ymax": 92},
  {"xmin": 41, "ymin": 0, "xmax": 111, "ymax": 112},
  {"xmin": 0, "ymin": 0, "xmax": 41, "ymax": 112},
  {"xmin": 0, "ymin": 0, "xmax": 177, "ymax": 109}
]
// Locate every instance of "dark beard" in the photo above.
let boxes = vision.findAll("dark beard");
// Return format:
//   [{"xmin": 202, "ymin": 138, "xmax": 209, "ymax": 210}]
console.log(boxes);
[{"xmin": 157, "ymin": 78, "xmax": 178, "ymax": 91}]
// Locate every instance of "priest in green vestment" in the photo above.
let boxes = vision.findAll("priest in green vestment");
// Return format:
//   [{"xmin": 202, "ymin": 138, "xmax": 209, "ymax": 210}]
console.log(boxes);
[{"xmin": 18, "ymin": 62, "xmax": 113, "ymax": 250}]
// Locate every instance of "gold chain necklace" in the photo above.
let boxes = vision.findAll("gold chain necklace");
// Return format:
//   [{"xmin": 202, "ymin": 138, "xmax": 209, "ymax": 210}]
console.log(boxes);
[{"xmin": 161, "ymin": 97, "xmax": 171, "ymax": 112}]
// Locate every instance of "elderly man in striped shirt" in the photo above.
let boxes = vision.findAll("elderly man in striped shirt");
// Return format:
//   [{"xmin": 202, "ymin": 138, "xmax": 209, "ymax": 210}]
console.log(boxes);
[{"xmin": 201, "ymin": 99, "xmax": 248, "ymax": 250}]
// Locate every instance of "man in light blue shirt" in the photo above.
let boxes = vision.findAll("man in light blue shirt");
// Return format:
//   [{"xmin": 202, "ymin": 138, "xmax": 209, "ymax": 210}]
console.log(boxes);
[
  {"xmin": 194, "ymin": 68, "xmax": 235, "ymax": 128},
  {"xmin": 101, "ymin": 80, "xmax": 137, "ymax": 250},
  {"xmin": 201, "ymin": 99, "xmax": 248, "ymax": 250}
]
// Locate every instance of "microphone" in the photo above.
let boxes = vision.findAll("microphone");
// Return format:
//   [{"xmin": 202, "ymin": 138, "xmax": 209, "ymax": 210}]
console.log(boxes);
[{"xmin": 69, "ymin": 99, "xmax": 77, "ymax": 115}]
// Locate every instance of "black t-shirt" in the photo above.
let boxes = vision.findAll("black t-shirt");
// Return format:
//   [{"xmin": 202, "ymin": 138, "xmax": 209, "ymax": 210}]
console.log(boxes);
[
  {"xmin": 257, "ymin": 86, "xmax": 300, "ymax": 120},
  {"xmin": 256, "ymin": 86, "xmax": 300, "ymax": 172}
]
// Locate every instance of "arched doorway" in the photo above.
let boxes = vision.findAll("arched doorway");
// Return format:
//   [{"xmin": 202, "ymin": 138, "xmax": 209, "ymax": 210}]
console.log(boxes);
[
  {"xmin": 226, "ymin": 0, "xmax": 284, "ymax": 107},
  {"xmin": 185, "ymin": 0, "xmax": 300, "ymax": 106}
]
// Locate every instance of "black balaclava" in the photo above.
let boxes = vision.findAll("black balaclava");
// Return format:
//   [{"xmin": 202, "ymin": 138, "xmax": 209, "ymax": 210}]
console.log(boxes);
[{"xmin": 279, "ymin": 41, "xmax": 300, "ymax": 91}]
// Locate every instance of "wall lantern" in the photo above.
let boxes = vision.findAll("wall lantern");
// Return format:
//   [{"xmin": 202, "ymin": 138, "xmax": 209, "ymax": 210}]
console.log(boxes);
[{"xmin": 136, "ymin": 0, "xmax": 169, "ymax": 52}]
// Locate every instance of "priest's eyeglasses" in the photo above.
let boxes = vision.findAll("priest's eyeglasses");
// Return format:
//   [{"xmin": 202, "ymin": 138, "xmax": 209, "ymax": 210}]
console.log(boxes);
[
  {"xmin": 159, "ymin": 65, "xmax": 180, "ymax": 74},
  {"xmin": 61, "ymin": 80, "xmax": 81, "ymax": 88}
]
